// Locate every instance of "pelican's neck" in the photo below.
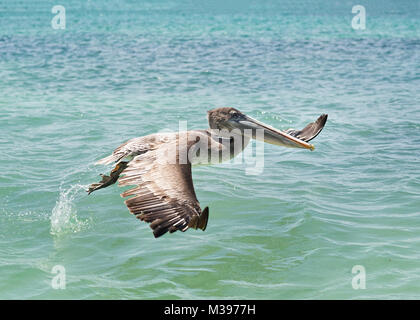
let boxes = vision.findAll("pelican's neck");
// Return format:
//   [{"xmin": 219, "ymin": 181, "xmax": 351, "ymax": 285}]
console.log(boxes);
[{"xmin": 207, "ymin": 128, "xmax": 251, "ymax": 160}]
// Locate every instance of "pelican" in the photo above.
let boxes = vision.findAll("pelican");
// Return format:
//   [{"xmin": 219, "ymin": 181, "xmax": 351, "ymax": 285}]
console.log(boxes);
[{"xmin": 88, "ymin": 107, "xmax": 327, "ymax": 238}]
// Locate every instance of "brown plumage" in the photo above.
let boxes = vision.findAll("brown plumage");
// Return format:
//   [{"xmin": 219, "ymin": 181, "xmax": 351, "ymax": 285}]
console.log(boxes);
[
  {"xmin": 88, "ymin": 107, "xmax": 328, "ymax": 238},
  {"xmin": 118, "ymin": 142, "xmax": 208, "ymax": 238}
]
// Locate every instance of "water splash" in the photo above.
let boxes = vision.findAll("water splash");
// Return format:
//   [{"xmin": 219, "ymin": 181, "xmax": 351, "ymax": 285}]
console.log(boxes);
[{"xmin": 50, "ymin": 184, "xmax": 90, "ymax": 235}]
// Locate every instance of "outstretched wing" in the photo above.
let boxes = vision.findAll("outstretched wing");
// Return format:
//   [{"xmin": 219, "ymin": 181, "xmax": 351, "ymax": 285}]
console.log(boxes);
[
  {"xmin": 95, "ymin": 133, "xmax": 176, "ymax": 165},
  {"xmin": 118, "ymin": 145, "xmax": 208, "ymax": 238},
  {"xmin": 285, "ymin": 114, "xmax": 328, "ymax": 142}
]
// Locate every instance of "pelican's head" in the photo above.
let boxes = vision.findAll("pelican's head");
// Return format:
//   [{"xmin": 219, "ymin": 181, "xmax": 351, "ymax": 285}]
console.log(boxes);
[
  {"xmin": 207, "ymin": 107, "xmax": 317, "ymax": 150},
  {"xmin": 207, "ymin": 107, "xmax": 244, "ymax": 131}
]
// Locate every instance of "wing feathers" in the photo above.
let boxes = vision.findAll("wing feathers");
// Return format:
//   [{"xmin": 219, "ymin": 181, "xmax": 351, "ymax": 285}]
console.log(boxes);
[
  {"xmin": 95, "ymin": 134, "xmax": 165, "ymax": 166},
  {"xmin": 119, "ymin": 147, "xmax": 207, "ymax": 238},
  {"xmin": 286, "ymin": 114, "xmax": 328, "ymax": 142}
]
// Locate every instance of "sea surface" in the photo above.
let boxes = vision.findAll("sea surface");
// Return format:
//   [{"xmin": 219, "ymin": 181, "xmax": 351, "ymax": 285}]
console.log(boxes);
[{"xmin": 0, "ymin": 0, "xmax": 419, "ymax": 299}]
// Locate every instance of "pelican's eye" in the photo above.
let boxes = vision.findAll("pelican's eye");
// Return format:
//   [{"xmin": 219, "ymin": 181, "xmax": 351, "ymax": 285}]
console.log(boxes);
[{"xmin": 229, "ymin": 110, "xmax": 240, "ymax": 118}]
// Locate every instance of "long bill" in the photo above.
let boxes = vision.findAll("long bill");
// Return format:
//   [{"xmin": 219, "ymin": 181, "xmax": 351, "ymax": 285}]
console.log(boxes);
[{"xmin": 229, "ymin": 114, "xmax": 315, "ymax": 151}]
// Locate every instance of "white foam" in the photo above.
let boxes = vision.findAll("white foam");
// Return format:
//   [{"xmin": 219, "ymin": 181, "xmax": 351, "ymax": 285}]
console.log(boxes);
[{"xmin": 50, "ymin": 184, "xmax": 90, "ymax": 235}]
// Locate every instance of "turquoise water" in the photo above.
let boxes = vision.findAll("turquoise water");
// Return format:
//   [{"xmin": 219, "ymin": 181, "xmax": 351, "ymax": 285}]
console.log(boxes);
[{"xmin": 0, "ymin": 0, "xmax": 419, "ymax": 299}]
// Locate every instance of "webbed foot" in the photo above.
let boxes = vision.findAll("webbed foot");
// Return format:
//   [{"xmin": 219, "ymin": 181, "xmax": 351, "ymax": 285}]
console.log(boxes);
[{"xmin": 87, "ymin": 162, "xmax": 128, "ymax": 195}]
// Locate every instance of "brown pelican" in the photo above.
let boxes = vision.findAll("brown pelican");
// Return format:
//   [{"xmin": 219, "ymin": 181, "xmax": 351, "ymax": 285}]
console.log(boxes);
[{"xmin": 88, "ymin": 107, "xmax": 327, "ymax": 238}]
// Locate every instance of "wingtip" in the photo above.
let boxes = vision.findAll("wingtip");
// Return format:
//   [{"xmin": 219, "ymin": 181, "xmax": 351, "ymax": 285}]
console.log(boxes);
[
  {"xmin": 318, "ymin": 113, "xmax": 328, "ymax": 125},
  {"xmin": 199, "ymin": 207, "xmax": 209, "ymax": 231}
]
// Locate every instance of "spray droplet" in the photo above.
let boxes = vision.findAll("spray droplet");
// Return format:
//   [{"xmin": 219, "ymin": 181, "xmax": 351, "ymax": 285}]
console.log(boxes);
[{"xmin": 50, "ymin": 184, "xmax": 90, "ymax": 235}]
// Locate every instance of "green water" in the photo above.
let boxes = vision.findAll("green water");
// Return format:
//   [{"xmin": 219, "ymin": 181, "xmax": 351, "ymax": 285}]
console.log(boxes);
[{"xmin": 0, "ymin": 0, "xmax": 419, "ymax": 299}]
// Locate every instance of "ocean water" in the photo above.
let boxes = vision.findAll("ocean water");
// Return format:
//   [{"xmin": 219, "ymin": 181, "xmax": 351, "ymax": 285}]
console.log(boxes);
[{"xmin": 0, "ymin": 0, "xmax": 419, "ymax": 299}]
